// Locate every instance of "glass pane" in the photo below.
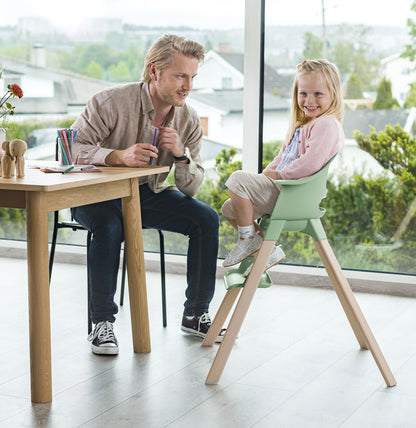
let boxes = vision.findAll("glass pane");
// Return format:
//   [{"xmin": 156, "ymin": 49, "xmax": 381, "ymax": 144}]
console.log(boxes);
[
  {"xmin": 264, "ymin": 0, "xmax": 416, "ymax": 274},
  {"xmin": 0, "ymin": 1, "xmax": 245, "ymax": 260}
]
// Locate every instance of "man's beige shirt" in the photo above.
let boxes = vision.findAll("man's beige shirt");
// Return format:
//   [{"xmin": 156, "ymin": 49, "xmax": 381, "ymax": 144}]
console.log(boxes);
[{"xmin": 72, "ymin": 82, "xmax": 204, "ymax": 197}]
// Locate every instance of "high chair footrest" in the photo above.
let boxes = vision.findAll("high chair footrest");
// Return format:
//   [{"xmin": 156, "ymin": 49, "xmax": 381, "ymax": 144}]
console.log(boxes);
[{"xmin": 224, "ymin": 270, "xmax": 272, "ymax": 290}]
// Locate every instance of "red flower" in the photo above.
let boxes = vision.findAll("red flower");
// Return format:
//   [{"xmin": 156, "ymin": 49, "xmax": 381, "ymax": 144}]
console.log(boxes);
[
  {"xmin": 0, "ymin": 82, "xmax": 24, "ymax": 122},
  {"xmin": 10, "ymin": 84, "xmax": 23, "ymax": 99}
]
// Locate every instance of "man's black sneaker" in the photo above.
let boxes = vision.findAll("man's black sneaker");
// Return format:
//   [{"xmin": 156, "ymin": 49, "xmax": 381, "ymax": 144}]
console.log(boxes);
[
  {"xmin": 88, "ymin": 321, "xmax": 119, "ymax": 355},
  {"xmin": 181, "ymin": 312, "xmax": 226, "ymax": 343}
]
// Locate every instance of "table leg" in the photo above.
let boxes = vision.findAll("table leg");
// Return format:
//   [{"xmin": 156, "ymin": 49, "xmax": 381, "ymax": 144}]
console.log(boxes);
[
  {"xmin": 26, "ymin": 192, "xmax": 52, "ymax": 403},
  {"xmin": 121, "ymin": 178, "xmax": 151, "ymax": 353}
]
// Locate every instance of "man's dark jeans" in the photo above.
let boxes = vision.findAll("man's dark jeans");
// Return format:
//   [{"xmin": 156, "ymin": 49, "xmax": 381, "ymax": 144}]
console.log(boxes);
[{"xmin": 72, "ymin": 184, "xmax": 219, "ymax": 323}]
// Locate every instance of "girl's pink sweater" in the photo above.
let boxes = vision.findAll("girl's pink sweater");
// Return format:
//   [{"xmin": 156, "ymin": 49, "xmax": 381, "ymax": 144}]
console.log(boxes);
[{"xmin": 265, "ymin": 115, "xmax": 343, "ymax": 180}]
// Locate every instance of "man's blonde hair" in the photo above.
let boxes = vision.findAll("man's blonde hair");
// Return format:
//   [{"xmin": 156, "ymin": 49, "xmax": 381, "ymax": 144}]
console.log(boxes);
[
  {"xmin": 142, "ymin": 34, "xmax": 205, "ymax": 83},
  {"xmin": 285, "ymin": 59, "xmax": 344, "ymax": 145}
]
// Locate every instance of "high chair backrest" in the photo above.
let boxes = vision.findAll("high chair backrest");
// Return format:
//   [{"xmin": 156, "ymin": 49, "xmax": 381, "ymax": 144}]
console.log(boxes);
[{"xmin": 260, "ymin": 155, "xmax": 336, "ymax": 242}]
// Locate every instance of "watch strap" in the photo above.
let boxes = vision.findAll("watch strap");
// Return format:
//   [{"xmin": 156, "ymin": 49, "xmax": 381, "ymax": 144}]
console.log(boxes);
[{"xmin": 173, "ymin": 154, "xmax": 188, "ymax": 161}]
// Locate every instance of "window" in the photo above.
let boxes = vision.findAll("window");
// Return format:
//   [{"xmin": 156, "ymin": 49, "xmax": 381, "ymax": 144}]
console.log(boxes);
[
  {"xmin": 1, "ymin": 1, "xmax": 415, "ymax": 277},
  {"xmin": 222, "ymin": 76, "xmax": 232, "ymax": 89},
  {"xmin": 0, "ymin": 1, "xmax": 245, "ymax": 259},
  {"xmin": 263, "ymin": 0, "xmax": 415, "ymax": 275},
  {"xmin": 200, "ymin": 117, "xmax": 209, "ymax": 136}
]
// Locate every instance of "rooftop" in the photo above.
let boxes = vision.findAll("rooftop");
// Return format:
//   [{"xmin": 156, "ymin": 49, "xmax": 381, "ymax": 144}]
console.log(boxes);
[
  {"xmin": 190, "ymin": 89, "xmax": 289, "ymax": 114},
  {"xmin": 343, "ymin": 108, "xmax": 413, "ymax": 138}
]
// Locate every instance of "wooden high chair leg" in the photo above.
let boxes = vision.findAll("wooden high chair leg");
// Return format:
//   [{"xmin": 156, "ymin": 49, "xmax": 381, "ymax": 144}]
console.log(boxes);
[
  {"xmin": 314, "ymin": 239, "xmax": 396, "ymax": 387},
  {"xmin": 205, "ymin": 241, "xmax": 275, "ymax": 384},
  {"xmin": 203, "ymin": 287, "xmax": 240, "ymax": 346}
]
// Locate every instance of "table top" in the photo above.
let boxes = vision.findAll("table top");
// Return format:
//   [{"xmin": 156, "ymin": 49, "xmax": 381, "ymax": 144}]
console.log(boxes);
[{"xmin": 0, "ymin": 161, "xmax": 169, "ymax": 192}]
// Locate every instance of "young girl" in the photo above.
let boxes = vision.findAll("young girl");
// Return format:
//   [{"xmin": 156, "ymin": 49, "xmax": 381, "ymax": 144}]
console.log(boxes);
[{"xmin": 222, "ymin": 59, "xmax": 344, "ymax": 271}]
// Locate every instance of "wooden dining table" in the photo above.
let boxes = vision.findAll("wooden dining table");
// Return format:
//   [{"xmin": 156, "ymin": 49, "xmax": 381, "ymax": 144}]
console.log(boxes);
[{"xmin": 0, "ymin": 161, "xmax": 169, "ymax": 403}]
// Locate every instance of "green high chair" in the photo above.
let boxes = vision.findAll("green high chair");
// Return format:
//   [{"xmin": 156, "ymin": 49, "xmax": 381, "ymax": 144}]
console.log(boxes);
[{"xmin": 203, "ymin": 157, "xmax": 396, "ymax": 387}]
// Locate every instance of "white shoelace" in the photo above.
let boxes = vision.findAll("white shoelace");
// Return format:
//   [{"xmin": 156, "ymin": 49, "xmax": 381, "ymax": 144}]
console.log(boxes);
[
  {"xmin": 198, "ymin": 313, "xmax": 211, "ymax": 327},
  {"xmin": 88, "ymin": 321, "xmax": 116, "ymax": 343}
]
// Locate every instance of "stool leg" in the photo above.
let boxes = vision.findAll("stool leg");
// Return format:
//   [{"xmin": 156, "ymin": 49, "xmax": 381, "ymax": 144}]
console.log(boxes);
[
  {"xmin": 158, "ymin": 230, "xmax": 167, "ymax": 327},
  {"xmin": 202, "ymin": 287, "xmax": 241, "ymax": 346},
  {"xmin": 87, "ymin": 231, "xmax": 92, "ymax": 335},
  {"xmin": 205, "ymin": 241, "xmax": 275, "ymax": 384},
  {"xmin": 49, "ymin": 211, "xmax": 59, "ymax": 284},
  {"xmin": 315, "ymin": 238, "xmax": 396, "ymax": 387},
  {"xmin": 120, "ymin": 246, "xmax": 127, "ymax": 306}
]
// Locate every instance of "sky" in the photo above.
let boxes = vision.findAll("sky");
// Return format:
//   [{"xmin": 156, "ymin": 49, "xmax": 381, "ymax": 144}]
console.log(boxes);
[{"xmin": 3, "ymin": 0, "xmax": 415, "ymax": 32}]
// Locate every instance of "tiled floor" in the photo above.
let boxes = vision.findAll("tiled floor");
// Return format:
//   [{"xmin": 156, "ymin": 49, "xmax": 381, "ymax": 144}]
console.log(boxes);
[{"xmin": 1, "ymin": 256, "xmax": 416, "ymax": 427}]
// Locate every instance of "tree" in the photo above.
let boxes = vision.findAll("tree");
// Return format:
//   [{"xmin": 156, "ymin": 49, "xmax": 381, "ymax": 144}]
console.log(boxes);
[
  {"xmin": 303, "ymin": 32, "xmax": 323, "ymax": 59},
  {"xmin": 195, "ymin": 147, "xmax": 241, "ymax": 256},
  {"xmin": 206, "ymin": 147, "xmax": 242, "ymax": 216},
  {"xmin": 354, "ymin": 124, "xmax": 416, "ymax": 244},
  {"xmin": 85, "ymin": 61, "xmax": 105, "ymax": 80},
  {"xmin": 106, "ymin": 61, "xmax": 131, "ymax": 82},
  {"xmin": 402, "ymin": 1, "xmax": 416, "ymax": 62},
  {"xmin": 301, "ymin": 24, "xmax": 381, "ymax": 93},
  {"xmin": 404, "ymin": 82, "xmax": 416, "ymax": 108},
  {"xmin": 125, "ymin": 45, "xmax": 145, "ymax": 80},
  {"xmin": 345, "ymin": 73, "xmax": 364, "ymax": 99},
  {"xmin": 328, "ymin": 25, "xmax": 381, "ymax": 91},
  {"xmin": 354, "ymin": 124, "xmax": 416, "ymax": 192},
  {"xmin": 373, "ymin": 77, "xmax": 400, "ymax": 110}
]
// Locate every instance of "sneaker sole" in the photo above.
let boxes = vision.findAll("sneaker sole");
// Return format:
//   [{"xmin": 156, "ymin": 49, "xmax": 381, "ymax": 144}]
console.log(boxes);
[
  {"xmin": 91, "ymin": 345, "xmax": 119, "ymax": 355},
  {"xmin": 244, "ymin": 256, "xmax": 285, "ymax": 277},
  {"xmin": 181, "ymin": 326, "xmax": 225, "ymax": 343},
  {"xmin": 265, "ymin": 256, "xmax": 285, "ymax": 271},
  {"xmin": 181, "ymin": 325, "xmax": 206, "ymax": 339},
  {"xmin": 223, "ymin": 248, "xmax": 260, "ymax": 268}
]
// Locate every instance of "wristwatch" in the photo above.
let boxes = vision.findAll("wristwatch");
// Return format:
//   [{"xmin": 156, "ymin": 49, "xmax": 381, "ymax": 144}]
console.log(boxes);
[{"xmin": 173, "ymin": 147, "xmax": 190, "ymax": 162}]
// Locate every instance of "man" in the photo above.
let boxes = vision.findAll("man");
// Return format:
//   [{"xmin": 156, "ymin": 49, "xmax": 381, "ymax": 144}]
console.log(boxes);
[{"xmin": 71, "ymin": 34, "xmax": 222, "ymax": 355}]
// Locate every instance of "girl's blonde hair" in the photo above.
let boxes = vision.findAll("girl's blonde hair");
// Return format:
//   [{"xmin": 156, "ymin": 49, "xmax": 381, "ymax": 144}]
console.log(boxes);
[
  {"xmin": 285, "ymin": 59, "xmax": 344, "ymax": 145},
  {"xmin": 142, "ymin": 34, "xmax": 205, "ymax": 83}
]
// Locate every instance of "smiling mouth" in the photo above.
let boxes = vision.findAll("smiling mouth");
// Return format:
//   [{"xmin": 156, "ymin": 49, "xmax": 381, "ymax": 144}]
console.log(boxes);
[
  {"xmin": 177, "ymin": 92, "xmax": 188, "ymax": 99},
  {"xmin": 305, "ymin": 106, "xmax": 319, "ymax": 111}
]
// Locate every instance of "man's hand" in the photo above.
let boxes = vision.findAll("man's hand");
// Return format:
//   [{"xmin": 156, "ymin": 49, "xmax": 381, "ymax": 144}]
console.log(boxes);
[
  {"xmin": 158, "ymin": 127, "xmax": 184, "ymax": 157},
  {"xmin": 263, "ymin": 170, "xmax": 282, "ymax": 180},
  {"xmin": 105, "ymin": 143, "xmax": 158, "ymax": 167}
]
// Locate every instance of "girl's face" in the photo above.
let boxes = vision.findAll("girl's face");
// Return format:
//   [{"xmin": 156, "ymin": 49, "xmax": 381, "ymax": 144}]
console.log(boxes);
[{"xmin": 297, "ymin": 72, "xmax": 332, "ymax": 119}]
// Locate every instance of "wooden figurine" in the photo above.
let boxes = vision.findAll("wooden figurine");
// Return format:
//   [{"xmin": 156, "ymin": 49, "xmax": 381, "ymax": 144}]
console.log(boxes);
[
  {"xmin": 9, "ymin": 139, "xmax": 27, "ymax": 178},
  {"xmin": 1, "ymin": 140, "xmax": 15, "ymax": 178}
]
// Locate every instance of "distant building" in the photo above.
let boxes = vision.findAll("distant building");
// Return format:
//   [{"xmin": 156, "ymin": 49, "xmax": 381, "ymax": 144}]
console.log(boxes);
[
  {"xmin": 15, "ymin": 16, "xmax": 123, "ymax": 42},
  {"xmin": 190, "ymin": 50, "xmax": 292, "ymax": 147},
  {"xmin": 194, "ymin": 50, "xmax": 292, "ymax": 97},
  {"xmin": 0, "ymin": 46, "xmax": 114, "ymax": 121},
  {"xmin": 188, "ymin": 89, "xmax": 289, "ymax": 147},
  {"xmin": 381, "ymin": 54, "xmax": 416, "ymax": 106},
  {"xmin": 17, "ymin": 17, "xmax": 55, "ymax": 37},
  {"xmin": 73, "ymin": 18, "xmax": 123, "ymax": 42},
  {"xmin": 343, "ymin": 108, "xmax": 415, "ymax": 138}
]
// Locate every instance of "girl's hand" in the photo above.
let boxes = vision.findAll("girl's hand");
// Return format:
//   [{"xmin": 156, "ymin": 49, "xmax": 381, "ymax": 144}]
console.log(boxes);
[{"xmin": 263, "ymin": 170, "xmax": 282, "ymax": 180}]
